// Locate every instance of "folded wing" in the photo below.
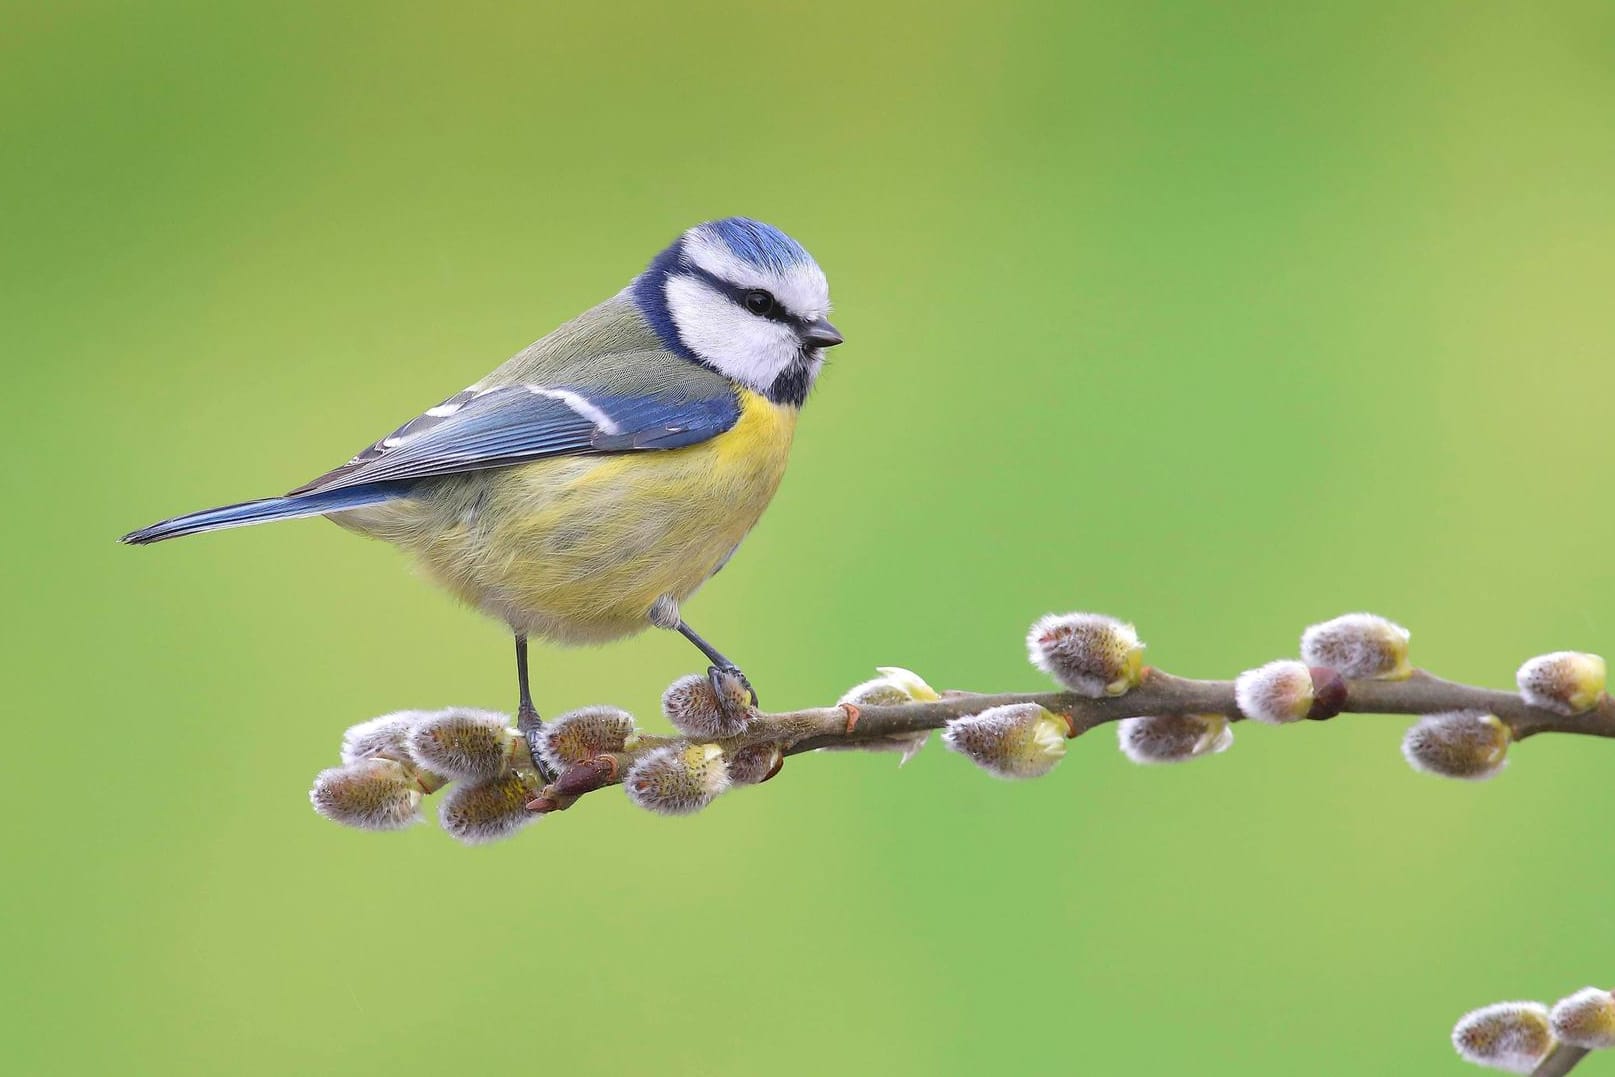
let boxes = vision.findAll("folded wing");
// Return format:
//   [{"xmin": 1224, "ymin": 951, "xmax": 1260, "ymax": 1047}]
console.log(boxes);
[{"xmin": 122, "ymin": 383, "xmax": 741, "ymax": 544}]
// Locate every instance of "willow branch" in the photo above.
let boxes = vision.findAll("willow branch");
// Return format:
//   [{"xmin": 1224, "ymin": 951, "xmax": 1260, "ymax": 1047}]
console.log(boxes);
[
  {"xmin": 532, "ymin": 666, "xmax": 1615, "ymax": 805},
  {"xmin": 1535, "ymin": 1044, "xmax": 1592, "ymax": 1077}
]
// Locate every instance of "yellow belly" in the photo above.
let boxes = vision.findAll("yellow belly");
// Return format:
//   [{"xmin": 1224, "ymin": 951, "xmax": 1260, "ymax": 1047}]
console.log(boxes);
[{"xmin": 332, "ymin": 390, "xmax": 797, "ymax": 644}]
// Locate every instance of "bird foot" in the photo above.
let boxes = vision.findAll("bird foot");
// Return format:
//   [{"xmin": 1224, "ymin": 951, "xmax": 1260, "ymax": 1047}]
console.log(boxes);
[
  {"xmin": 516, "ymin": 701, "xmax": 556, "ymax": 782},
  {"xmin": 707, "ymin": 664, "xmax": 759, "ymax": 722}
]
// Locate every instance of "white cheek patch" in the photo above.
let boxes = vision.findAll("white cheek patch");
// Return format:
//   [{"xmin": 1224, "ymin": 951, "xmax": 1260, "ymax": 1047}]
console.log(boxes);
[
  {"xmin": 665, "ymin": 275, "xmax": 801, "ymax": 393},
  {"xmin": 682, "ymin": 229, "xmax": 830, "ymax": 320}
]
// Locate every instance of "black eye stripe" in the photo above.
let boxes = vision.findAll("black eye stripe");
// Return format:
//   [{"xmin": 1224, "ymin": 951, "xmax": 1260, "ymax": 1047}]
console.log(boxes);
[{"xmin": 683, "ymin": 265, "xmax": 808, "ymax": 331}]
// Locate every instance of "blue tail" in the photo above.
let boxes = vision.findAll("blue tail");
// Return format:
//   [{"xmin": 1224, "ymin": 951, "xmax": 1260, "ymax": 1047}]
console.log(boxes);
[{"xmin": 120, "ymin": 483, "xmax": 409, "ymax": 545}]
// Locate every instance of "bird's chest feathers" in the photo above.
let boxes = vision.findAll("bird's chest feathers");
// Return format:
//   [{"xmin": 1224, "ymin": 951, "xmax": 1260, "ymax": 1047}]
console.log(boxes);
[
  {"xmin": 701, "ymin": 389, "xmax": 798, "ymax": 494},
  {"xmin": 549, "ymin": 389, "xmax": 794, "ymax": 511}
]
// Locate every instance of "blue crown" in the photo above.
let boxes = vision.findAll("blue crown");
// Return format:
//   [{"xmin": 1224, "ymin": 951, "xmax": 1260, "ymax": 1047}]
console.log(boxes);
[{"xmin": 701, "ymin": 217, "xmax": 813, "ymax": 272}]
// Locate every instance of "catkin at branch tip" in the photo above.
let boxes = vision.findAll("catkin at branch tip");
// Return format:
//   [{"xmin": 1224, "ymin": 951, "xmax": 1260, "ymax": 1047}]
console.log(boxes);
[
  {"xmin": 1451, "ymin": 1001, "xmax": 1555, "ymax": 1073},
  {"xmin": 310, "ymin": 758, "xmax": 423, "ymax": 831},
  {"xmin": 1517, "ymin": 652, "xmax": 1607, "ymax": 717},
  {"xmin": 1550, "ymin": 988, "xmax": 1615, "ymax": 1050}
]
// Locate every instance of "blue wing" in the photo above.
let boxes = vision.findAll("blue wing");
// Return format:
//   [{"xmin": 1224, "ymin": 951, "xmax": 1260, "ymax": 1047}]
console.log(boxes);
[
  {"xmin": 292, "ymin": 384, "xmax": 740, "ymax": 494},
  {"xmin": 122, "ymin": 383, "xmax": 742, "ymax": 544}
]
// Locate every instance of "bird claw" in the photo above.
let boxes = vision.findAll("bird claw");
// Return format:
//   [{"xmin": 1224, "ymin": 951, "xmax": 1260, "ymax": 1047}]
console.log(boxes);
[
  {"xmin": 707, "ymin": 664, "xmax": 759, "ymax": 719},
  {"xmin": 515, "ymin": 702, "xmax": 557, "ymax": 782}
]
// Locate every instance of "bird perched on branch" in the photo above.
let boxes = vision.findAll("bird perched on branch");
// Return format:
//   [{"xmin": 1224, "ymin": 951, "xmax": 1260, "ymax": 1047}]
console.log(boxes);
[{"xmin": 123, "ymin": 217, "xmax": 841, "ymax": 751}]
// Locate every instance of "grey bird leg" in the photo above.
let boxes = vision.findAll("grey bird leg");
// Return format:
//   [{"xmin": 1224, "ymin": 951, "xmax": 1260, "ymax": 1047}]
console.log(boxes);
[
  {"xmin": 676, "ymin": 621, "xmax": 760, "ymax": 709},
  {"xmin": 514, "ymin": 634, "xmax": 555, "ymax": 781},
  {"xmin": 649, "ymin": 596, "xmax": 759, "ymax": 713}
]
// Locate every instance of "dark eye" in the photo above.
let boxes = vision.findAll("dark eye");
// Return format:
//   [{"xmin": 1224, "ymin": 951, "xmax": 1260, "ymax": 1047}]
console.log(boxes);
[{"xmin": 743, "ymin": 289, "xmax": 777, "ymax": 316}]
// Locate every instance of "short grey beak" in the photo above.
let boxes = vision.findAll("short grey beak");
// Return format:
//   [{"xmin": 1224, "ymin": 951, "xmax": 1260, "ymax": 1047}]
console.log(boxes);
[{"xmin": 803, "ymin": 318, "xmax": 844, "ymax": 349}]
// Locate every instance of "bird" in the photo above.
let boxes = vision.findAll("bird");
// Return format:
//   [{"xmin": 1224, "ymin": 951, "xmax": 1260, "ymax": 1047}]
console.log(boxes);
[{"xmin": 122, "ymin": 217, "xmax": 842, "ymax": 762}]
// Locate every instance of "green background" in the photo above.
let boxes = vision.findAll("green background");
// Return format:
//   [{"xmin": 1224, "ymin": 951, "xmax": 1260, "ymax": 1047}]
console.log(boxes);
[{"xmin": 6, "ymin": 2, "xmax": 1613, "ymax": 1073}]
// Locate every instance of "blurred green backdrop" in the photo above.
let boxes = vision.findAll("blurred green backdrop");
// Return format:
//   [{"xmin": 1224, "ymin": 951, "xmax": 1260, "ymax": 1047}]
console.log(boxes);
[{"xmin": 5, "ymin": 1, "xmax": 1614, "ymax": 1074}]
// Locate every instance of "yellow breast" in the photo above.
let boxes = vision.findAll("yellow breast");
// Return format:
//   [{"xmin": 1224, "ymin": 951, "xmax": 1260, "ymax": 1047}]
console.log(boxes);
[{"xmin": 335, "ymin": 390, "xmax": 798, "ymax": 644}]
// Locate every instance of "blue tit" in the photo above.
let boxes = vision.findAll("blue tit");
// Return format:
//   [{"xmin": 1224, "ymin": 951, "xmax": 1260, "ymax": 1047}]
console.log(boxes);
[{"xmin": 123, "ymin": 217, "xmax": 843, "ymax": 750}]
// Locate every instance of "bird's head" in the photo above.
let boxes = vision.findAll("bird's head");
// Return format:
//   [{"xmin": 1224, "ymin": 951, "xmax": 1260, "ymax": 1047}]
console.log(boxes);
[{"xmin": 631, "ymin": 217, "xmax": 841, "ymax": 407}]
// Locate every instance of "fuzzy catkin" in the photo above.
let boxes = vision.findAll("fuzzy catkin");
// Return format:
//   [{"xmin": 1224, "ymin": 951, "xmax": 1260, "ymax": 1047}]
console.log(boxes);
[
  {"xmin": 943, "ymin": 704, "xmax": 1068, "ymax": 779},
  {"xmin": 1026, "ymin": 613, "xmax": 1144, "ymax": 697},
  {"xmin": 1117, "ymin": 714, "xmax": 1232, "ymax": 764},
  {"xmin": 624, "ymin": 745, "xmax": 730, "ymax": 815},
  {"xmin": 406, "ymin": 709, "xmax": 513, "ymax": 782},
  {"xmin": 439, "ymin": 772, "xmax": 539, "ymax": 846},
  {"xmin": 662, "ymin": 674, "xmax": 749, "ymax": 738},
  {"xmin": 310, "ymin": 759, "xmax": 423, "ymax": 831},
  {"xmin": 1402, "ymin": 712, "xmax": 1510, "ymax": 781},
  {"xmin": 535, "ymin": 706, "xmax": 638, "ymax": 772}
]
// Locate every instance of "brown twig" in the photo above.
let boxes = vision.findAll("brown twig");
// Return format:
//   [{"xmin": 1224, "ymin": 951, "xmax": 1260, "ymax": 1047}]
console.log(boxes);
[
  {"xmin": 1535, "ymin": 1044, "xmax": 1592, "ymax": 1077},
  {"xmin": 532, "ymin": 666, "xmax": 1615, "ymax": 806}
]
